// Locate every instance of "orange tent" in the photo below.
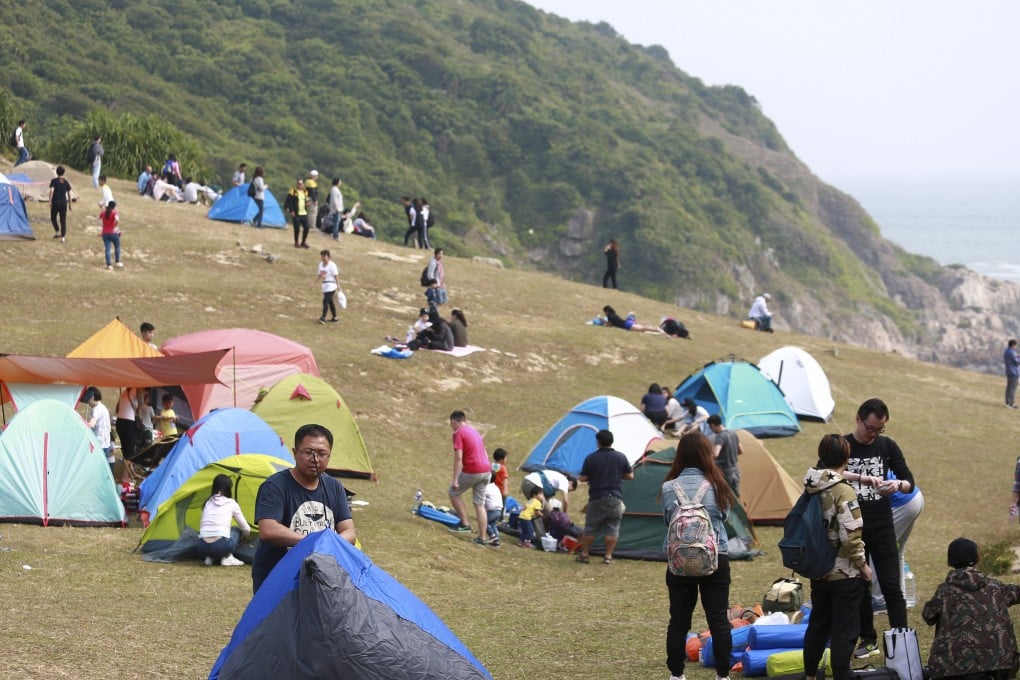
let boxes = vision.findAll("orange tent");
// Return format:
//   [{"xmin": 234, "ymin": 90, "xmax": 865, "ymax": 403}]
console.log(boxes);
[{"xmin": 67, "ymin": 318, "xmax": 162, "ymax": 358}]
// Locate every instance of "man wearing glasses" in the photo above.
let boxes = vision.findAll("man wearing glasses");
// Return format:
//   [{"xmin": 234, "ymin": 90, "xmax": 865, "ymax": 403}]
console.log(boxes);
[
  {"xmin": 843, "ymin": 398, "xmax": 915, "ymax": 658},
  {"xmin": 251, "ymin": 424, "xmax": 356, "ymax": 593}
]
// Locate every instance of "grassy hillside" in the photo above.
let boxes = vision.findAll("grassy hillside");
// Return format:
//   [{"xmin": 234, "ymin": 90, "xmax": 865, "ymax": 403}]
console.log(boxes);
[
  {"xmin": 1, "ymin": 166, "xmax": 1018, "ymax": 679},
  {"xmin": 0, "ymin": 0, "xmax": 953, "ymax": 351}
]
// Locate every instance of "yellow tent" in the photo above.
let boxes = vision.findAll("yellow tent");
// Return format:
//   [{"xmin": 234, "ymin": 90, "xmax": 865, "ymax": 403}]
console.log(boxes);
[
  {"xmin": 252, "ymin": 373, "xmax": 375, "ymax": 480},
  {"xmin": 67, "ymin": 318, "xmax": 162, "ymax": 358},
  {"xmin": 736, "ymin": 429, "xmax": 801, "ymax": 524}
]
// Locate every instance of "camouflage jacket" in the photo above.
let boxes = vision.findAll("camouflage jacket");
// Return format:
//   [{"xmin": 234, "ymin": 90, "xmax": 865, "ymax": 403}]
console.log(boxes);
[
  {"xmin": 804, "ymin": 468, "xmax": 865, "ymax": 580},
  {"xmin": 922, "ymin": 567, "xmax": 1020, "ymax": 678}
]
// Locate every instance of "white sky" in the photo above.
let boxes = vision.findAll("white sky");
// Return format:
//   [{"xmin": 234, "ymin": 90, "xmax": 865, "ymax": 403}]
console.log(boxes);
[{"xmin": 526, "ymin": 1, "xmax": 1020, "ymax": 185}]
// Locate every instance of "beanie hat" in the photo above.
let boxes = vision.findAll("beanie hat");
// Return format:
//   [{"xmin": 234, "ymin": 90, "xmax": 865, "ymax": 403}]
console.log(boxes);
[{"xmin": 947, "ymin": 537, "xmax": 979, "ymax": 568}]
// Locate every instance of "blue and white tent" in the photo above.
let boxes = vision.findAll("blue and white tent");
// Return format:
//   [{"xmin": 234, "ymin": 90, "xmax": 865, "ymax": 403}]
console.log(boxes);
[
  {"xmin": 210, "ymin": 530, "xmax": 492, "ymax": 680},
  {"xmin": 206, "ymin": 183, "xmax": 286, "ymax": 228},
  {"xmin": 520, "ymin": 395, "xmax": 663, "ymax": 479},
  {"xmin": 138, "ymin": 408, "xmax": 291, "ymax": 519},
  {"xmin": 674, "ymin": 359, "xmax": 801, "ymax": 438},
  {"xmin": 0, "ymin": 179, "xmax": 33, "ymax": 240}
]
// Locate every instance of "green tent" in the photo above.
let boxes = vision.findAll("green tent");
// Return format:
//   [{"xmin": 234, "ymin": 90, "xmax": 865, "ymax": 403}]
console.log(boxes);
[
  {"xmin": 139, "ymin": 453, "xmax": 292, "ymax": 553},
  {"xmin": 589, "ymin": 444, "xmax": 757, "ymax": 561},
  {"xmin": 251, "ymin": 373, "xmax": 375, "ymax": 480}
]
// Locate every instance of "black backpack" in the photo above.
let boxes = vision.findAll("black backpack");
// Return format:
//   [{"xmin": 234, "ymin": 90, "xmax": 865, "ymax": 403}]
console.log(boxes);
[
  {"xmin": 86, "ymin": 142, "xmax": 98, "ymax": 164},
  {"xmin": 778, "ymin": 483, "xmax": 843, "ymax": 579},
  {"xmin": 420, "ymin": 266, "xmax": 430, "ymax": 287},
  {"xmin": 8, "ymin": 130, "xmax": 17, "ymax": 148},
  {"xmin": 247, "ymin": 181, "xmax": 257, "ymax": 198}
]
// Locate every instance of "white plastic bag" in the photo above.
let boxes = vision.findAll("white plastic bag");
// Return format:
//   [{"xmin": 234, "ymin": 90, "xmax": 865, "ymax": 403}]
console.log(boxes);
[
  {"xmin": 883, "ymin": 628, "xmax": 923, "ymax": 680},
  {"xmin": 335, "ymin": 289, "xmax": 347, "ymax": 310}
]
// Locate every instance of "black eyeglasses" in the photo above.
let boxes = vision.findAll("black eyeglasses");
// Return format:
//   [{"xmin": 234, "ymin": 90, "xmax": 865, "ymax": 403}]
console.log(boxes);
[
  {"xmin": 297, "ymin": 448, "xmax": 331, "ymax": 460},
  {"xmin": 861, "ymin": 423, "xmax": 886, "ymax": 435}
]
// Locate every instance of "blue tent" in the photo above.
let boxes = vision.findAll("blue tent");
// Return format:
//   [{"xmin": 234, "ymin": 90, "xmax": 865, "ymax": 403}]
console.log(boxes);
[
  {"xmin": 209, "ymin": 530, "xmax": 493, "ymax": 680},
  {"xmin": 206, "ymin": 183, "xmax": 286, "ymax": 228},
  {"xmin": 520, "ymin": 395, "xmax": 663, "ymax": 478},
  {"xmin": 139, "ymin": 408, "xmax": 292, "ymax": 519},
  {"xmin": 0, "ymin": 400, "xmax": 125, "ymax": 526},
  {"xmin": 0, "ymin": 181, "xmax": 33, "ymax": 240},
  {"xmin": 674, "ymin": 359, "xmax": 801, "ymax": 438}
]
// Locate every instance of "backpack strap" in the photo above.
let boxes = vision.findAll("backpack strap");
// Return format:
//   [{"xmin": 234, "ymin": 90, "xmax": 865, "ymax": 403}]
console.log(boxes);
[
  {"xmin": 691, "ymin": 479, "xmax": 712, "ymax": 505},
  {"xmin": 670, "ymin": 478, "xmax": 693, "ymax": 506}
]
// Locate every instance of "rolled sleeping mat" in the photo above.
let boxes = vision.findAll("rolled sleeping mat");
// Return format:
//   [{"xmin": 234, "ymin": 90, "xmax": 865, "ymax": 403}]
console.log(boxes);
[
  {"xmin": 742, "ymin": 648, "xmax": 801, "ymax": 677},
  {"xmin": 747, "ymin": 624, "xmax": 808, "ymax": 649},
  {"xmin": 766, "ymin": 648, "xmax": 832, "ymax": 677},
  {"xmin": 701, "ymin": 625, "xmax": 753, "ymax": 667}
]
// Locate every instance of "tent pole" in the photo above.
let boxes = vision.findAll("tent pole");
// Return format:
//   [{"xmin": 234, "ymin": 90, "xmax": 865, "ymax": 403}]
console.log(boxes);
[{"xmin": 232, "ymin": 345, "xmax": 237, "ymax": 408}]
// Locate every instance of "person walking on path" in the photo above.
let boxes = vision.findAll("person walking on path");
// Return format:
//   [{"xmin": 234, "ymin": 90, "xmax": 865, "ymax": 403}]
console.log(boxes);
[
  {"xmin": 843, "ymin": 397, "xmax": 915, "ymax": 658},
  {"xmin": 446, "ymin": 410, "xmax": 491, "ymax": 546},
  {"xmin": 14, "ymin": 120, "xmax": 29, "ymax": 166},
  {"xmin": 48, "ymin": 165, "xmax": 72, "ymax": 242},
  {"xmin": 97, "ymin": 201, "xmax": 123, "ymax": 270},
  {"xmin": 88, "ymin": 135, "xmax": 103, "ymax": 188},
  {"xmin": 602, "ymin": 239, "xmax": 620, "ymax": 289},
  {"xmin": 576, "ymin": 429, "xmax": 633, "ymax": 564},
  {"xmin": 660, "ymin": 432, "xmax": 733, "ymax": 680},
  {"xmin": 315, "ymin": 249, "xmax": 340, "ymax": 324},
  {"xmin": 1004, "ymin": 339, "xmax": 1020, "ymax": 408}
]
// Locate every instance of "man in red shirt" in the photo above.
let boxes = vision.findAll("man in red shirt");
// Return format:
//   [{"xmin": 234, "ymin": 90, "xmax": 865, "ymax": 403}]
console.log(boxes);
[{"xmin": 447, "ymin": 410, "xmax": 492, "ymax": 545}]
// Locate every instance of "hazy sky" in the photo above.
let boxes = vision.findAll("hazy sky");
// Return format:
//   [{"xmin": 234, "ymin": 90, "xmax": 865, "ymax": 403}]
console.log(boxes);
[{"xmin": 526, "ymin": 1, "xmax": 1020, "ymax": 185}]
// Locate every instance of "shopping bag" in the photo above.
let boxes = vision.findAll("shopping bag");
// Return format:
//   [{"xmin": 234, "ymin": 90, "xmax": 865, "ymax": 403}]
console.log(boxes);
[{"xmin": 883, "ymin": 628, "xmax": 923, "ymax": 680}]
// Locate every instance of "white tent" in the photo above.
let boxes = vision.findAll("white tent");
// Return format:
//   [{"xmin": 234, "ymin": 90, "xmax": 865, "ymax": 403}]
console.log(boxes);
[{"xmin": 758, "ymin": 346, "xmax": 835, "ymax": 422}]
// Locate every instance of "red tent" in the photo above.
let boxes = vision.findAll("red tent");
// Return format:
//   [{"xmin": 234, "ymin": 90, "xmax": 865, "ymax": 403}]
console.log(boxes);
[{"xmin": 160, "ymin": 329, "xmax": 319, "ymax": 418}]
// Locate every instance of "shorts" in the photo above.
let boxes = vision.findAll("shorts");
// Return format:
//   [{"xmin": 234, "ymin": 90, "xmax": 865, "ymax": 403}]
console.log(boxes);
[
  {"xmin": 583, "ymin": 496, "xmax": 625, "ymax": 538},
  {"xmin": 449, "ymin": 471, "xmax": 490, "ymax": 506}
]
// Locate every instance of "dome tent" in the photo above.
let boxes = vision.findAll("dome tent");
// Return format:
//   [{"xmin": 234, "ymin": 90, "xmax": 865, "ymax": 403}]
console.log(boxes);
[
  {"xmin": 674, "ymin": 358, "xmax": 800, "ymax": 438},
  {"xmin": 758, "ymin": 346, "xmax": 835, "ymax": 422},
  {"xmin": 0, "ymin": 400, "xmax": 126, "ymax": 526},
  {"xmin": 210, "ymin": 529, "xmax": 493, "ymax": 679},
  {"xmin": 520, "ymin": 395, "xmax": 663, "ymax": 479},
  {"xmin": 252, "ymin": 373, "xmax": 375, "ymax": 480},
  {"xmin": 207, "ymin": 183, "xmax": 286, "ymax": 228}
]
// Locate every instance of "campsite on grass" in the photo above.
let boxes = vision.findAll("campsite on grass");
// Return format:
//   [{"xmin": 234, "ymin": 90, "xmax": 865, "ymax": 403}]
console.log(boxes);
[{"xmin": 0, "ymin": 163, "xmax": 1016, "ymax": 680}]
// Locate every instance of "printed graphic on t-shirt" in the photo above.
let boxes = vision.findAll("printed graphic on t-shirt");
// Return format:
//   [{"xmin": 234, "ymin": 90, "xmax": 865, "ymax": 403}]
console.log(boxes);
[
  {"xmin": 847, "ymin": 455, "xmax": 885, "ymax": 502},
  {"xmin": 289, "ymin": 500, "xmax": 335, "ymax": 536}
]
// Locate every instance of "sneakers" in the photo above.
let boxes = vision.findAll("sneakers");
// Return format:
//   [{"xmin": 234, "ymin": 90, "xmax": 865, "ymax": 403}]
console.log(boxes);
[
  {"xmin": 448, "ymin": 523, "xmax": 472, "ymax": 533},
  {"xmin": 854, "ymin": 642, "xmax": 880, "ymax": 658},
  {"xmin": 204, "ymin": 557, "xmax": 214, "ymax": 566},
  {"xmin": 220, "ymin": 555, "xmax": 245, "ymax": 567},
  {"xmin": 668, "ymin": 675, "xmax": 686, "ymax": 680},
  {"xmin": 317, "ymin": 317, "xmax": 326, "ymax": 324},
  {"xmin": 115, "ymin": 262, "xmax": 123, "ymax": 268},
  {"xmin": 518, "ymin": 540, "xmax": 534, "ymax": 549},
  {"xmin": 106, "ymin": 265, "xmax": 113, "ymax": 271},
  {"xmin": 871, "ymin": 597, "xmax": 888, "ymax": 614},
  {"xmin": 471, "ymin": 537, "xmax": 489, "ymax": 546},
  {"xmin": 326, "ymin": 318, "xmax": 339, "ymax": 323}
]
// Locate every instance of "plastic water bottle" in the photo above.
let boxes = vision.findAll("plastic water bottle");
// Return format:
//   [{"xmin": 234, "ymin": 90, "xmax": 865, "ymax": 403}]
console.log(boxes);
[{"xmin": 903, "ymin": 562, "xmax": 917, "ymax": 608}]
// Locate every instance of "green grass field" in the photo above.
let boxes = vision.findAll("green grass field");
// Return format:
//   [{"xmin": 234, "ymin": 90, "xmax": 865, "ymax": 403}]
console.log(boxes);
[{"xmin": 1, "ymin": 162, "xmax": 1018, "ymax": 679}]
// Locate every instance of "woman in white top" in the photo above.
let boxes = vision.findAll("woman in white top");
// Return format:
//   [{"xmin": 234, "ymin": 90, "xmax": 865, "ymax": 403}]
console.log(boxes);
[{"xmin": 197, "ymin": 474, "xmax": 251, "ymax": 567}]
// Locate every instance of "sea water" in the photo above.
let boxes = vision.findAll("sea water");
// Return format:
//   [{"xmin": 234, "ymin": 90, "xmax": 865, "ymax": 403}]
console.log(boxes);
[{"xmin": 841, "ymin": 179, "xmax": 1020, "ymax": 283}]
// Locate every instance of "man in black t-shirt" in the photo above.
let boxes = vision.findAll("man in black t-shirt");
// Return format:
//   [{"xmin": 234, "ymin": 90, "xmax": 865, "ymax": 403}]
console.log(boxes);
[
  {"xmin": 47, "ymin": 165, "xmax": 73, "ymax": 241},
  {"xmin": 251, "ymin": 423, "xmax": 355, "ymax": 593},
  {"xmin": 843, "ymin": 398, "xmax": 915, "ymax": 658}
]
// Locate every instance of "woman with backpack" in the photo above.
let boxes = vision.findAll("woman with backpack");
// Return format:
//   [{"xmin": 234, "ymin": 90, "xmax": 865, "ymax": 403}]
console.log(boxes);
[{"xmin": 660, "ymin": 432, "xmax": 733, "ymax": 680}]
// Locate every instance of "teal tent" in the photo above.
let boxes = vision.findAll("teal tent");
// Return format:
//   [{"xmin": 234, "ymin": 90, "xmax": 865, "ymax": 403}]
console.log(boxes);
[
  {"xmin": 0, "ymin": 400, "xmax": 126, "ymax": 526},
  {"xmin": 674, "ymin": 358, "xmax": 801, "ymax": 438}
]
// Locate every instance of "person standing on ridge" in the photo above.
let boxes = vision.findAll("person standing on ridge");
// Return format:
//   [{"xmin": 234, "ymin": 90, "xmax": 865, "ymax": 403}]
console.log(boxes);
[
  {"xmin": 1004, "ymin": 339, "xmax": 1019, "ymax": 409},
  {"xmin": 48, "ymin": 165, "xmax": 73, "ymax": 242},
  {"xmin": 602, "ymin": 239, "xmax": 620, "ymax": 289},
  {"xmin": 14, "ymin": 119, "xmax": 29, "ymax": 166},
  {"xmin": 87, "ymin": 135, "xmax": 103, "ymax": 188}
]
